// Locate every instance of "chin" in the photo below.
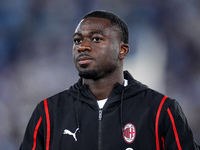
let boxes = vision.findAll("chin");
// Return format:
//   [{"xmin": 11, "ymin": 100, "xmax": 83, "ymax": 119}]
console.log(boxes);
[{"xmin": 78, "ymin": 69, "xmax": 100, "ymax": 80}]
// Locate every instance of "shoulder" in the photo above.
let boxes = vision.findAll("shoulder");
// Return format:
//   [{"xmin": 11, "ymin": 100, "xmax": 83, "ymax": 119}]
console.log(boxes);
[
  {"xmin": 136, "ymin": 88, "xmax": 180, "ymax": 118},
  {"xmin": 37, "ymin": 89, "xmax": 75, "ymax": 110}
]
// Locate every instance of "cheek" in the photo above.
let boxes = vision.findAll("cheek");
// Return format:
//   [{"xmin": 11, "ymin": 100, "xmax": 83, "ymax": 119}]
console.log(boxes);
[
  {"xmin": 72, "ymin": 44, "xmax": 76, "ymax": 53},
  {"xmin": 108, "ymin": 44, "xmax": 120, "ymax": 60},
  {"xmin": 72, "ymin": 45, "xmax": 77, "ymax": 59},
  {"xmin": 99, "ymin": 49, "xmax": 119, "ymax": 64},
  {"xmin": 100, "ymin": 41, "xmax": 119, "ymax": 55}
]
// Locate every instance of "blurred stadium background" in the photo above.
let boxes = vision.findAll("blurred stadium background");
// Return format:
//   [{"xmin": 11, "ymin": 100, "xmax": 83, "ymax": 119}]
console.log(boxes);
[{"xmin": 0, "ymin": 0, "xmax": 200, "ymax": 149}]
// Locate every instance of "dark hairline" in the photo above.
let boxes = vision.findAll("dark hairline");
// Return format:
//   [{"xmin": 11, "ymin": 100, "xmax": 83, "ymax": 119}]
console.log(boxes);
[{"xmin": 82, "ymin": 10, "xmax": 129, "ymax": 44}]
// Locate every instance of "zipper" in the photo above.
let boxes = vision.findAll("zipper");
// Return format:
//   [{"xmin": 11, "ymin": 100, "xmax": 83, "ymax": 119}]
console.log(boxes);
[{"xmin": 98, "ymin": 109, "xmax": 103, "ymax": 150}]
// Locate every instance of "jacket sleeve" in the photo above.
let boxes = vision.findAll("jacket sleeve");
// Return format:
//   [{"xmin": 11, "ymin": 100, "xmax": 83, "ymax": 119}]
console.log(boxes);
[
  {"xmin": 161, "ymin": 99, "xmax": 200, "ymax": 150},
  {"xmin": 19, "ymin": 102, "xmax": 45, "ymax": 150}
]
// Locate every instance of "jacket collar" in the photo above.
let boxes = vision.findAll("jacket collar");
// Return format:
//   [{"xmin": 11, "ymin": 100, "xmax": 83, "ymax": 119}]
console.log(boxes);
[{"xmin": 68, "ymin": 70, "xmax": 148, "ymax": 108}]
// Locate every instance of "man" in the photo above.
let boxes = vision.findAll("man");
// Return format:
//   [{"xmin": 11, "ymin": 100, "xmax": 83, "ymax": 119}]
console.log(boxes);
[{"xmin": 20, "ymin": 10, "xmax": 199, "ymax": 150}]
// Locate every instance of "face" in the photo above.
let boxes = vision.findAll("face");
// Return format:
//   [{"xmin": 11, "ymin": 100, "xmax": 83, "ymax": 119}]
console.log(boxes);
[{"xmin": 72, "ymin": 17, "xmax": 123, "ymax": 80}]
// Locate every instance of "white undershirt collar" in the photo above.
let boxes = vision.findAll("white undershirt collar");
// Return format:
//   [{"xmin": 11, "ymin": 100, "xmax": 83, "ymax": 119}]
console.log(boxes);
[{"xmin": 97, "ymin": 79, "xmax": 128, "ymax": 109}]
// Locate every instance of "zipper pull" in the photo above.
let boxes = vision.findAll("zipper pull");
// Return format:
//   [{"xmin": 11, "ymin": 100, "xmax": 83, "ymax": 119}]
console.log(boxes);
[{"xmin": 99, "ymin": 109, "xmax": 103, "ymax": 121}]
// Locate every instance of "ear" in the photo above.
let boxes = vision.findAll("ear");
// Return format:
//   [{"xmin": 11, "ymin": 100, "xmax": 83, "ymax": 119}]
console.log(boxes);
[{"xmin": 118, "ymin": 43, "xmax": 129, "ymax": 60}]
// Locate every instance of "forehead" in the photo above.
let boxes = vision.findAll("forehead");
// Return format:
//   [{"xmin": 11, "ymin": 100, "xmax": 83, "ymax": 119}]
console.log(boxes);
[{"xmin": 74, "ymin": 17, "xmax": 117, "ymax": 34}]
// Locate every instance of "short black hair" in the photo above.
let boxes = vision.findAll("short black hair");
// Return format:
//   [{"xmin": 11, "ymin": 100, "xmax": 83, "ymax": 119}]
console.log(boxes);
[{"xmin": 83, "ymin": 10, "xmax": 129, "ymax": 44}]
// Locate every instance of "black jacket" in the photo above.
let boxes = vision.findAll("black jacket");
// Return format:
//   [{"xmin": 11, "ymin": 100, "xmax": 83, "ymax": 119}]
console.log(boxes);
[{"xmin": 20, "ymin": 71, "xmax": 199, "ymax": 150}]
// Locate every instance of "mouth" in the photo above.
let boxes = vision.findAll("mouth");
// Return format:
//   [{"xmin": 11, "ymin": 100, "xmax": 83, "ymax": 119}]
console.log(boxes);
[{"xmin": 77, "ymin": 54, "xmax": 93, "ymax": 65}]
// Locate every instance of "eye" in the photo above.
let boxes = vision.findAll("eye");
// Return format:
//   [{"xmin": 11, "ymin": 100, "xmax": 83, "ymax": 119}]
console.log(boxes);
[
  {"xmin": 74, "ymin": 38, "xmax": 82, "ymax": 44},
  {"xmin": 92, "ymin": 37, "xmax": 102, "ymax": 42}
]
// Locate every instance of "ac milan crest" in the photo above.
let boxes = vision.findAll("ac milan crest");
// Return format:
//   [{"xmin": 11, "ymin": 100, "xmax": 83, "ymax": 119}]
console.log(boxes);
[{"xmin": 123, "ymin": 123, "xmax": 136, "ymax": 143}]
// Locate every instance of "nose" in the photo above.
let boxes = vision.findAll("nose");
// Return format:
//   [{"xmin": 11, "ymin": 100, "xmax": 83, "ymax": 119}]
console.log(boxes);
[{"xmin": 77, "ymin": 39, "xmax": 92, "ymax": 53}]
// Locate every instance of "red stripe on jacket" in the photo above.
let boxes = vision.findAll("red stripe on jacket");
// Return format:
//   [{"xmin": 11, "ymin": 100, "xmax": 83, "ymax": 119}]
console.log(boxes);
[
  {"xmin": 44, "ymin": 99, "xmax": 50, "ymax": 150},
  {"xmin": 32, "ymin": 116, "xmax": 42, "ymax": 150},
  {"xmin": 155, "ymin": 96, "xmax": 168, "ymax": 150},
  {"xmin": 167, "ymin": 108, "xmax": 182, "ymax": 150}
]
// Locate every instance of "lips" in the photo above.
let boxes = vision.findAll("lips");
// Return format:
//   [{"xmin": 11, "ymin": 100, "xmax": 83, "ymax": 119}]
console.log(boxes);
[{"xmin": 77, "ymin": 55, "xmax": 93, "ymax": 65}]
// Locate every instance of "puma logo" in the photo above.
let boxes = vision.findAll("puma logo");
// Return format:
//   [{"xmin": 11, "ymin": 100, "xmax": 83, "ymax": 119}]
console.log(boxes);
[{"xmin": 63, "ymin": 128, "xmax": 79, "ymax": 141}]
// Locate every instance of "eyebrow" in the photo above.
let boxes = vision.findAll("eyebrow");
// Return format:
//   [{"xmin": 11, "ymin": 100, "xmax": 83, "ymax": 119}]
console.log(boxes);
[
  {"xmin": 73, "ymin": 30, "xmax": 105, "ymax": 38},
  {"xmin": 73, "ymin": 32, "xmax": 82, "ymax": 38}
]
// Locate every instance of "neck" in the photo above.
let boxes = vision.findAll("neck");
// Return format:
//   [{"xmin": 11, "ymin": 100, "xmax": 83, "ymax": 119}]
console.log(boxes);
[{"xmin": 83, "ymin": 70, "xmax": 124, "ymax": 100}]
